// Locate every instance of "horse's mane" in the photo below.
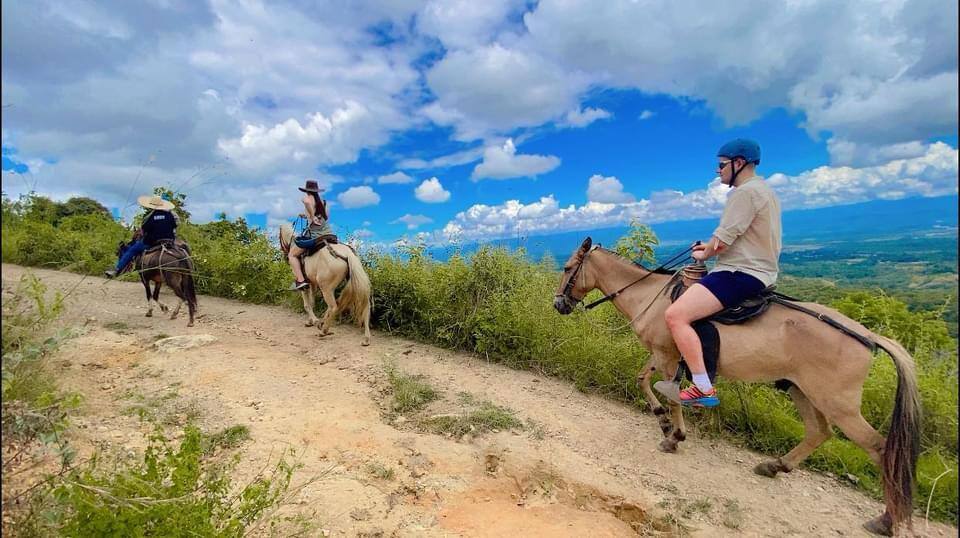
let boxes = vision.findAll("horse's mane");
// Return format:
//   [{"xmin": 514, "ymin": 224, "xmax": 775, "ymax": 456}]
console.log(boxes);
[{"xmin": 597, "ymin": 247, "xmax": 675, "ymax": 275}]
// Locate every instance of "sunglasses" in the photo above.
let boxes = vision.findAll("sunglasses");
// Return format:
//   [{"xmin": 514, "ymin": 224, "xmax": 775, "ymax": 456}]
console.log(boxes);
[{"xmin": 717, "ymin": 160, "xmax": 733, "ymax": 170}]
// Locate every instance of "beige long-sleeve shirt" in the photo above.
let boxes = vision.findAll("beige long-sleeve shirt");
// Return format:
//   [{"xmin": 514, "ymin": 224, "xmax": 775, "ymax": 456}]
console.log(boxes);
[{"xmin": 711, "ymin": 175, "xmax": 782, "ymax": 286}]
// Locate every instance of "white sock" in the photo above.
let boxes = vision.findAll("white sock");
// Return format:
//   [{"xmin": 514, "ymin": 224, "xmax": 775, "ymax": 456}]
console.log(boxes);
[{"xmin": 692, "ymin": 373, "xmax": 713, "ymax": 392}]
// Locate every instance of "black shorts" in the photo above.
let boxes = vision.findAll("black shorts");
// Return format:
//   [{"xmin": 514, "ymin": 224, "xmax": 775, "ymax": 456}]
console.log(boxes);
[{"xmin": 699, "ymin": 270, "xmax": 766, "ymax": 309}]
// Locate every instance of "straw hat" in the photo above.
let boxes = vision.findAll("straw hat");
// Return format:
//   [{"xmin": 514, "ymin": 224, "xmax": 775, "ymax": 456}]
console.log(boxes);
[{"xmin": 137, "ymin": 195, "xmax": 175, "ymax": 211}]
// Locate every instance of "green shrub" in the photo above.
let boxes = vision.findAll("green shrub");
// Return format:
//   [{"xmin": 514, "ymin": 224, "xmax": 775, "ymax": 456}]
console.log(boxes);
[{"xmin": 19, "ymin": 426, "xmax": 300, "ymax": 537}]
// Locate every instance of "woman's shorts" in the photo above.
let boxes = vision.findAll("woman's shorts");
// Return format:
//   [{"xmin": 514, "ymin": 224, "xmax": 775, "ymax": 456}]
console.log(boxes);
[{"xmin": 698, "ymin": 270, "xmax": 767, "ymax": 309}]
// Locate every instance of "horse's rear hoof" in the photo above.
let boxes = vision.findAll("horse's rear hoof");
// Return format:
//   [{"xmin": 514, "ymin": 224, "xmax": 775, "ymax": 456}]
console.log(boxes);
[
  {"xmin": 187, "ymin": 322, "xmax": 194, "ymax": 327},
  {"xmin": 361, "ymin": 338, "xmax": 370, "ymax": 347},
  {"xmin": 145, "ymin": 312, "xmax": 153, "ymax": 317},
  {"xmin": 862, "ymin": 513, "xmax": 893, "ymax": 536},
  {"xmin": 305, "ymin": 320, "xmax": 314, "ymax": 327}
]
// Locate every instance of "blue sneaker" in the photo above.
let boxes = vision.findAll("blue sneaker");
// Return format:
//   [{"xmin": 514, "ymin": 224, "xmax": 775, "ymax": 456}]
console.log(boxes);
[{"xmin": 679, "ymin": 386, "xmax": 719, "ymax": 408}]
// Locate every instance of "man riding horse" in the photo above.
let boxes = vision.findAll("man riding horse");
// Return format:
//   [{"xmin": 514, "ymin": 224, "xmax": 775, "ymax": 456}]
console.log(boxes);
[
  {"xmin": 105, "ymin": 194, "xmax": 184, "ymax": 278},
  {"xmin": 663, "ymin": 138, "xmax": 781, "ymax": 407}
]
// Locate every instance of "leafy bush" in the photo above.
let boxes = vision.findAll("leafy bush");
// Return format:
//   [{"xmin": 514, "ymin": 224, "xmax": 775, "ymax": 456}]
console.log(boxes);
[{"xmin": 18, "ymin": 426, "xmax": 301, "ymax": 537}]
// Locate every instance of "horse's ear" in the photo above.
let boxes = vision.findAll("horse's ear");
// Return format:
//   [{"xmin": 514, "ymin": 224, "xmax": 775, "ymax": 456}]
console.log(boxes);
[{"xmin": 580, "ymin": 237, "xmax": 592, "ymax": 252}]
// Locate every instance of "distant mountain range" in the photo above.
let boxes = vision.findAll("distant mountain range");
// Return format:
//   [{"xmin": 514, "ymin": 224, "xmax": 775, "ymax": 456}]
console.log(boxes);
[{"xmin": 431, "ymin": 194, "xmax": 958, "ymax": 262}]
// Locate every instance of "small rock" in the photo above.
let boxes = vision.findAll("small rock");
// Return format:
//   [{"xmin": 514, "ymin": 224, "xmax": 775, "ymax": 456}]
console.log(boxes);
[
  {"xmin": 393, "ymin": 416, "xmax": 407, "ymax": 425},
  {"xmin": 844, "ymin": 473, "xmax": 860, "ymax": 485},
  {"xmin": 153, "ymin": 334, "xmax": 217, "ymax": 353}
]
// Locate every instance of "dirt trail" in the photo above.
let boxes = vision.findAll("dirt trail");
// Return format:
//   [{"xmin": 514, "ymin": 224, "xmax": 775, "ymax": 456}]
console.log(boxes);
[{"xmin": 4, "ymin": 264, "xmax": 954, "ymax": 537}]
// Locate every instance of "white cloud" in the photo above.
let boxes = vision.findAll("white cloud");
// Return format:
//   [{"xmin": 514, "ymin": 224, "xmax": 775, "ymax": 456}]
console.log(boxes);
[
  {"xmin": 443, "ymin": 143, "xmax": 959, "ymax": 242},
  {"xmin": 638, "ymin": 110, "xmax": 655, "ymax": 120},
  {"xmin": 471, "ymin": 139, "xmax": 561, "ymax": 180},
  {"xmin": 351, "ymin": 228, "xmax": 375, "ymax": 238},
  {"xmin": 217, "ymin": 101, "xmax": 379, "ymax": 172},
  {"xmin": 560, "ymin": 107, "xmax": 612, "ymax": 128},
  {"xmin": 417, "ymin": 0, "xmax": 525, "ymax": 50},
  {"xmin": 414, "ymin": 177, "xmax": 451, "ymax": 203},
  {"xmin": 337, "ymin": 185, "xmax": 380, "ymax": 209},
  {"xmin": 392, "ymin": 213, "xmax": 433, "ymax": 230},
  {"xmin": 587, "ymin": 174, "xmax": 636, "ymax": 203},
  {"xmin": 423, "ymin": 44, "xmax": 588, "ymax": 140},
  {"xmin": 378, "ymin": 171, "xmax": 414, "ymax": 184},
  {"xmin": 397, "ymin": 146, "xmax": 486, "ymax": 170},
  {"xmin": 520, "ymin": 0, "xmax": 957, "ymax": 159}
]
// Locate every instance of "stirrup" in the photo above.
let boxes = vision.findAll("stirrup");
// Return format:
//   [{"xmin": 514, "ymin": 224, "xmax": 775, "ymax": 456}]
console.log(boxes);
[{"xmin": 654, "ymin": 380, "xmax": 681, "ymax": 404}]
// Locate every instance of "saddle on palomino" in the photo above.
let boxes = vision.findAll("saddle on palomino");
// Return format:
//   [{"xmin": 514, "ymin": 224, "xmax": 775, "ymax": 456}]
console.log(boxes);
[{"xmin": 294, "ymin": 233, "xmax": 339, "ymax": 257}]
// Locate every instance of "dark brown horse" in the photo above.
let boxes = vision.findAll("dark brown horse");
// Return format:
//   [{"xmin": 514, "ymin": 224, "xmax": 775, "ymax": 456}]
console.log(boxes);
[{"xmin": 116, "ymin": 238, "xmax": 198, "ymax": 326}]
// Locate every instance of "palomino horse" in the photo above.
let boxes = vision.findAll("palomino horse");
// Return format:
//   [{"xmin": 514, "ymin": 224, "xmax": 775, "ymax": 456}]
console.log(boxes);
[
  {"xmin": 554, "ymin": 238, "xmax": 920, "ymax": 536},
  {"xmin": 116, "ymin": 239, "xmax": 198, "ymax": 327},
  {"xmin": 278, "ymin": 224, "xmax": 372, "ymax": 346}
]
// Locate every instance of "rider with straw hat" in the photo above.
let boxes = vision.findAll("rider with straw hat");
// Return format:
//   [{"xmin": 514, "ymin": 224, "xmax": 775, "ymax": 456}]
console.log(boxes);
[{"xmin": 104, "ymin": 193, "xmax": 179, "ymax": 278}]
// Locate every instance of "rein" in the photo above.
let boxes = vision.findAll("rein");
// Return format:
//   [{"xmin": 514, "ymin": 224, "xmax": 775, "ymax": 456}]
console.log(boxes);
[{"xmin": 582, "ymin": 244, "xmax": 697, "ymax": 310}]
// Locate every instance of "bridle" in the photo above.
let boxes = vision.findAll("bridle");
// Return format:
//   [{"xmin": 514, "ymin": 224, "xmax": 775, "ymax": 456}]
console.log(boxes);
[{"xmin": 554, "ymin": 246, "xmax": 594, "ymax": 309}]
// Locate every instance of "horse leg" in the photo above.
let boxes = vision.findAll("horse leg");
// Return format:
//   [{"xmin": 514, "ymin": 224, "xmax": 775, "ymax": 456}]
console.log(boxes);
[
  {"xmin": 755, "ymin": 385, "xmax": 832, "ymax": 477},
  {"xmin": 317, "ymin": 285, "xmax": 339, "ymax": 337},
  {"xmin": 154, "ymin": 280, "xmax": 169, "ymax": 313},
  {"xmin": 302, "ymin": 286, "xmax": 320, "ymax": 327},
  {"xmin": 823, "ymin": 406, "xmax": 891, "ymax": 536},
  {"xmin": 142, "ymin": 277, "xmax": 154, "ymax": 317},
  {"xmin": 658, "ymin": 401, "xmax": 687, "ymax": 453},
  {"xmin": 637, "ymin": 363, "xmax": 673, "ymax": 437}
]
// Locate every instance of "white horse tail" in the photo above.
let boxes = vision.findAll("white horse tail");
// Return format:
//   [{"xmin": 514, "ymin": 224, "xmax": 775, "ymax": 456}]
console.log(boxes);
[{"xmin": 336, "ymin": 247, "xmax": 372, "ymax": 327}]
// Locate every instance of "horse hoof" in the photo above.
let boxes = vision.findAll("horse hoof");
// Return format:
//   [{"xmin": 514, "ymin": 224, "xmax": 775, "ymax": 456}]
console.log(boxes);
[
  {"xmin": 862, "ymin": 514, "xmax": 893, "ymax": 536},
  {"xmin": 753, "ymin": 460, "xmax": 787, "ymax": 478},
  {"xmin": 145, "ymin": 312, "xmax": 153, "ymax": 317},
  {"xmin": 305, "ymin": 320, "xmax": 314, "ymax": 327},
  {"xmin": 657, "ymin": 439, "xmax": 677, "ymax": 453},
  {"xmin": 361, "ymin": 339, "xmax": 370, "ymax": 347},
  {"xmin": 160, "ymin": 305, "xmax": 169, "ymax": 313},
  {"xmin": 187, "ymin": 322, "xmax": 194, "ymax": 328}
]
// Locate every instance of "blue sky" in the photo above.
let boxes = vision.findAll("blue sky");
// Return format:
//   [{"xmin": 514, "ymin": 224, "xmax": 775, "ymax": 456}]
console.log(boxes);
[{"xmin": 2, "ymin": 1, "xmax": 957, "ymax": 246}]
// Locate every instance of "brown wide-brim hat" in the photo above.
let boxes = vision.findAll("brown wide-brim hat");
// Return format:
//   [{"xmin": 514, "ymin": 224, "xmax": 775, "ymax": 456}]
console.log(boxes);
[
  {"xmin": 137, "ymin": 195, "xmax": 175, "ymax": 211},
  {"xmin": 298, "ymin": 180, "xmax": 325, "ymax": 193}
]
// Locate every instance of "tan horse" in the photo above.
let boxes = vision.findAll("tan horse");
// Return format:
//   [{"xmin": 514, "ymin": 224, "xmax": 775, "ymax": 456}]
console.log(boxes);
[
  {"xmin": 278, "ymin": 224, "xmax": 372, "ymax": 346},
  {"xmin": 553, "ymin": 238, "xmax": 920, "ymax": 536}
]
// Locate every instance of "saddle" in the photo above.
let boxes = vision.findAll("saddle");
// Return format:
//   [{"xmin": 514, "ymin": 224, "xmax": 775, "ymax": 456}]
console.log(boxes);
[
  {"xmin": 144, "ymin": 238, "xmax": 191, "ymax": 256},
  {"xmin": 669, "ymin": 266, "xmax": 796, "ymax": 390},
  {"xmin": 294, "ymin": 234, "xmax": 339, "ymax": 257}
]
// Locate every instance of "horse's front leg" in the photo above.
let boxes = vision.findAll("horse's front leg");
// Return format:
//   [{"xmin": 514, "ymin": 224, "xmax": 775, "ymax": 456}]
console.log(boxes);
[
  {"xmin": 301, "ymin": 286, "xmax": 320, "ymax": 327},
  {"xmin": 659, "ymin": 401, "xmax": 687, "ymax": 453},
  {"xmin": 142, "ymin": 277, "xmax": 154, "ymax": 317},
  {"xmin": 656, "ymin": 361, "xmax": 687, "ymax": 453},
  {"xmin": 637, "ymin": 362, "xmax": 673, "ymax": 437}
]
